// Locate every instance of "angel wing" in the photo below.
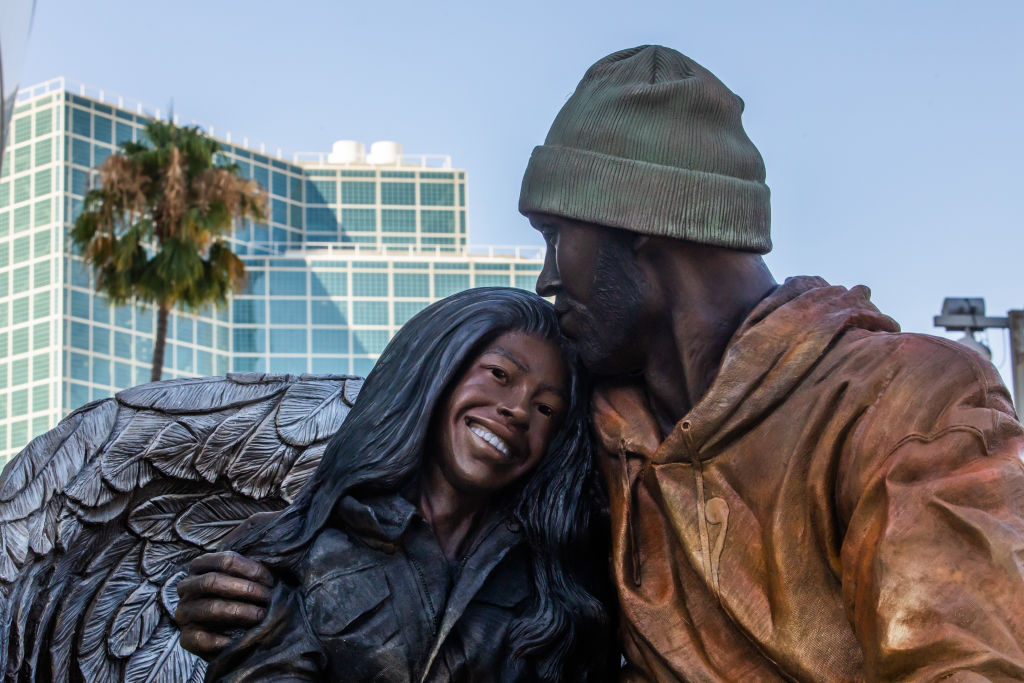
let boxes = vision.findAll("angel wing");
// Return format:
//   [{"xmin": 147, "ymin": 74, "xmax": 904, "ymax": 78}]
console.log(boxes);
[{"xmin": 0, "ymin": 371, "xmax": 363, "ymax": 682}]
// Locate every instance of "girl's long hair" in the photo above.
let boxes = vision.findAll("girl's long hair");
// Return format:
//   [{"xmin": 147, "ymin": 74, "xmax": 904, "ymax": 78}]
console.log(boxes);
[{"xmin": 226, "ymin": 287, "xmax": 607, "ymax": 680}]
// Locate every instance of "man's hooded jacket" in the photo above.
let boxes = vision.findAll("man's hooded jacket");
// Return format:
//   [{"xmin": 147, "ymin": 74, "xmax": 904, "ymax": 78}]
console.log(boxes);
[{"xmin": 594, "ymin": 276, "xmax": 1024, "ymax": 681}]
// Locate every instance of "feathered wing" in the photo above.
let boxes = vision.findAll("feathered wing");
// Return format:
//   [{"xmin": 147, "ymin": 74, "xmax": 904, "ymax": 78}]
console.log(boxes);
[{"xmin": 0, "ymin": 372, "xmax": 363, "ymax": 682}]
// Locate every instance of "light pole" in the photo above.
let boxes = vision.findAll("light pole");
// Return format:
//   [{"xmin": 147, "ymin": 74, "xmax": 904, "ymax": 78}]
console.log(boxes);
[{"xmin": 934, "ymin": 297, "xmax": 1024, "ymax": 421}]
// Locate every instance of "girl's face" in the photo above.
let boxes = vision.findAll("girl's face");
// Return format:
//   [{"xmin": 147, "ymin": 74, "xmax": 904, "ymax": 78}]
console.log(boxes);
[{"xmin": 431, "ymin": 331, "xmax": 570, "ymax": 496}]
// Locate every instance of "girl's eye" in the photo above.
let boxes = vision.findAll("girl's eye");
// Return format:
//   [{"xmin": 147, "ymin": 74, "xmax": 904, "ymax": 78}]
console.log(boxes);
[
  {"xmin": 537, "ymin": 404, "xmax": 554, "ymax": 418},
  {"xmin": 490, "ymin": 367, "xmax": 508, "ymax": 381}
]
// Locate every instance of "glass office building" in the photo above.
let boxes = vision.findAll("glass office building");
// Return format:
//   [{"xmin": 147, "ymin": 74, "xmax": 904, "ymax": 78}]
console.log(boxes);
[{"xmin": 0, "ymin": 79, "xmax": 544, "ymax": 463}]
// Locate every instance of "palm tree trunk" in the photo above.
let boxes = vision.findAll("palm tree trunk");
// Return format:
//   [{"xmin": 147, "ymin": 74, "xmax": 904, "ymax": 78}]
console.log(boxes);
[{"xmin": 151, "ymin": 304, "xmax": 170, "ymax": 382}]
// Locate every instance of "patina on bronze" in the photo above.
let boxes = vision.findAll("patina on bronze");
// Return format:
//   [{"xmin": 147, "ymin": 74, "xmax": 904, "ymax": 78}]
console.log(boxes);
[
  {"xmin": 0, "ymin": 289, "xmax": 612, "ymax": 682},
  {"xmin": 520, "ymin": 46, "xmax": 1024, "ymax": 680},
  {"xmin": 179, "ymin": 45, "xmax": 1024, "ymax": 680}
]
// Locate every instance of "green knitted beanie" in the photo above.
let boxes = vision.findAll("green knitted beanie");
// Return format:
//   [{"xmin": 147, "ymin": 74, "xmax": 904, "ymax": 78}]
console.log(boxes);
[{"xmin": 519, "ymin": 45, "xmax": 771, "ymax": 253}]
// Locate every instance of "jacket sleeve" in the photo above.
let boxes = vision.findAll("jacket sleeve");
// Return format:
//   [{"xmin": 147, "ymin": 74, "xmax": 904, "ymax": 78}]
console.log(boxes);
[
  {"xmin": 204, "ymin": 583, "xmax": 325, "ymax": 682},
  {"xmin": 838, "ymin": 339, "xmax": 1024, "ymax": 681}
]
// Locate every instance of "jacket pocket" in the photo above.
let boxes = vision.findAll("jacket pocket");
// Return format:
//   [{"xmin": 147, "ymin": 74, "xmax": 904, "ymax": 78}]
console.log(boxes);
[{"xmin": 304, "ymin": 564, "xmax": 391, "ymax": 635}]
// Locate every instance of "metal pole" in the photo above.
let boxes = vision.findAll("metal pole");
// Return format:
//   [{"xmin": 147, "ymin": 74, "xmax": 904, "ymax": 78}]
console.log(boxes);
[{"xmin": 1009, "ymin": 310, "xmax": 1024, "ymax": 422}]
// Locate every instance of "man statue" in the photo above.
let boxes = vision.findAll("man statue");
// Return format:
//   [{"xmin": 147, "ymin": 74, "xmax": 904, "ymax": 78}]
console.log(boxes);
[{"xmin": 178, "ymin": 46, "xmax": 1024, "ymax": 680}]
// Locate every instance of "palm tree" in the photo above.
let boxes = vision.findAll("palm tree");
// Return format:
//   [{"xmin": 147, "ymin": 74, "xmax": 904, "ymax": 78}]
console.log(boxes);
[{"xmin": 72, "ymin": 120, "xmax": 266, "ymax": 381}]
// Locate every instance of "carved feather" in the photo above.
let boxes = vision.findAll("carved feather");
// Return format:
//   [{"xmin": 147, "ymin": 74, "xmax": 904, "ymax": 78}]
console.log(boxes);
[
  {"xmin": 194, "ymin": 399, "xmax": 280, "ymax": 483},
  {"xmin": 276, "ymin": 379, "xmax": 351, "ymax": 447},
  {"xmin": 0, "ymin": 399, "xmax": 117, "ymax": 520},
  {"xmin": 0, "ymin": 373, "xmax": 366, "ymax": 682},
  {"xmin": 280, "ymin": 441, "xmax": 328, "ymax": 503},
  {"xmin": 117, "ymin": 374, "xmax": 287, "ymax": 414},
  {"xmin": 108, "ymin": 580, "xmax": 162, "ymax": 658},
  {"xmin": 123, "ymin": 622, "xmax": 203, "ymax": 683},
  {"xmin": 174, "ymin": 493, "xmax": 282, "ymax": 551},
  {"xmin": 128, "ymin": 494, "xmax": 208, "ymax": 544}
]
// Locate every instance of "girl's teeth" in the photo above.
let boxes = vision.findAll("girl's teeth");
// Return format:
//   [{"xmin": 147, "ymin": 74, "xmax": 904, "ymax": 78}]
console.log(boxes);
[{"xmin": 470, "ymin": 425, "xmax": 511, "ymax": 457}]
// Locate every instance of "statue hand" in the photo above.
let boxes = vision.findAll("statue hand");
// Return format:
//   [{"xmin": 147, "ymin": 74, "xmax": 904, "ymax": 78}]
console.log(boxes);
[{"xmin": 175, "ymin": 551, "xmax": 274, "ymax": 660}]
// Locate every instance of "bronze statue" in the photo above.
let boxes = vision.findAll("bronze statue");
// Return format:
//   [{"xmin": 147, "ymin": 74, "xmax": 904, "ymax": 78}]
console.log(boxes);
[
  {"xmin": 4, "ymin": 44, "xmax": 1024, "ymax": 682},
  {"xmin": 0, "ymin": 289, "xmax": 612, "ymax": 681},
  {"xmin": 177, "ymin": 45, "xmax": 1024, "ymax": 680}
]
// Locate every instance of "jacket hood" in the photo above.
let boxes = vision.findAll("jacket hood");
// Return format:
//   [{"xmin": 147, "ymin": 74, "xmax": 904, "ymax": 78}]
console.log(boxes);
[{"xmin": 594, "ymin": 276, "xmax": 899, "ymax": 463}]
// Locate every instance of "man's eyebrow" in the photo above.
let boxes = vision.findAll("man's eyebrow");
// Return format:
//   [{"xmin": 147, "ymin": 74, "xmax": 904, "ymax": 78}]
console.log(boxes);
[{"xmin": 484, "ymin": 346, "xmax": 529, "ymax": 373}]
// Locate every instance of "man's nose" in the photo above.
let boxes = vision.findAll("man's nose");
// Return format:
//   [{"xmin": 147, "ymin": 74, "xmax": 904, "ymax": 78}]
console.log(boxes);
[{"xmin": 535, "ymin": 250, "xmax": 561, "ymax": 298}]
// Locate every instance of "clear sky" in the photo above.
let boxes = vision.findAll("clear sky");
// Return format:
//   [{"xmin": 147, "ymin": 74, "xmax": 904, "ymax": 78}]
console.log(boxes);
[{"xmin": 18, "ymin": 0, "xmax": 1024, "ymax": 386}]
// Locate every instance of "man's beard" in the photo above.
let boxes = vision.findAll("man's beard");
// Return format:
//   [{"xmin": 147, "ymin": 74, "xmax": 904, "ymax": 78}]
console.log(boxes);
[{"xmin": 570, "ymin": 238, "xmax": 647, "ymax": 375}]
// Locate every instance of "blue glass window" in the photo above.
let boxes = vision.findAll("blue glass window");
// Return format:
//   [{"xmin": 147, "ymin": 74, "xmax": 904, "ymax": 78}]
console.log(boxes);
[
  {"xmin": 70, "ymin": 352, "xmax": 90, "ymax": 381},
  {"xmin": 381, "ymin": 209, "xmax": 415, "ymax": 232},
  {"xmin": 272, "ymin": 200, "xmax": 288, "ymax": 225},
  {"xmin": 253, "ymin": 165, "xmax": 269, "ymax": 190},
  {"xmin": 35, "ymin": 108, "xmax": 53, "ymax": 135},
  {"xmin": 176, "ymin": 346, "xmax": 194, "ymax": 373},
  {"xmin": 11, "ymin": 358, "xmax": 28, "ymax": 385},
  {"xmin": 32, "ymin": 354, "xmax": 48, "ymax": 381},
  {"xmin": 116, "ymin": 331, "xmax": 132, "ymax": 358},
  {"xmin": 352, "ymin": 329, "xmax": 389, "ymax": 354},
  {"xmin": 233, "ymin": 328, "xmax": 265, "ymax": 353},
  {"xmin": 115, "ymin": 362, "xmax": 132, "ymax": 387},
  {"xmin": 341, "ymin": 181, "xmax": 375, "ymax": 204},
  {"xmin": 269, "ymin": 300, "xmax": 306, "ymax": 325},
  {"xmin": 420, "ymin": 184, "xmax": 454, "ymax": 206},
  {"xmin": 233, "ymin": 299, "xmax": 265, "ymax": 324},
  {"xmin": 93, "ymin": 326, "xmax": 110, "ymax": 354},
  {"xmin": 71, "ymin": 291, "xmax": 90, "ymax": 319},
  {"xmin": 270, "ymin": 328, "xmax": 306, "ymax": 353},
  {"xmin": 311, "ymin": 271, "xmax": 346, "ymax": 297},
  {"xmin": 135, "ymin": 335, "xmax": 152, "ymax": 362},
  {"xmin": 272, "ymin": 172, "xmax": 288, "ymax": 197},
  {"xmin": 515, "ymin": 275, "xmax": 537, "ymax": 291},
  {"xmin": 94, "ymin": 359, "xmax": 111, "ymax": 386},
  {"xmin": 70, "ymin": 321, "xmax": 90, "ymax": 350},
  {"xmin": 306, "ymin": 179, "xmax": 336, "ymax": 204},
  {"xmin": 393, "ymin": 273, "xmax": 428, "ymax": 298},
  {"xmin": 92, "ymin": 297, "xmax": 110, "ymax": 324},
  {"xmin": 306, "ymin": 207, "xmax": 338, "ymax": 231},
  {"xmin": 312, "ymin": 329, "xmax": 348, "ymax": 354},
  {"xmin": 269, "ymin": 270, "xmax": 306, "ymax": 296},
  {"xmin": 243, "ymin": 270, "xmax": 265, "ymax": 295},
  {"xmin": 475, "ymin": 274, "xmax": 510, "ymax": 287},
  {"xmin": 353, "ymin": 273, "xmax": 387, "ymax": 296},
  {"xmin": 197, "ymin": 349, "xmax": 213, "ymax": 375},
  {"xmin": 394, "ymin": 301, "xmax": 427, "ymax": 326},
  {"xmin": 380, "ymin": 182, "xmax": 414, "ymax": 205},
  {"xmin": 72, "ymin": 139, "xmax": 91, "ymax": 166},
  {"xmin": 232, "ymin": 356, "xmax": 266, "ymax": 373},
  {"xmin": 196, "ymin": 320, "xmax": 213, "ymax": 347},
  {"xmin": 353, "ymin": 301, "xmax": 388, "ymax": 325},
  {"xmin": 422, "ymin": 210, "xmax": 455, "ymax": 233},
  {"xmin": 176, "ymin": 317, "xmax": 193, "ymax": 343},
  {"xmin": 311, "ymin": 300, "xmax": 346, "ymax": 325},
  {"xmin": 35, "ymin": 139, "xmax": 51, "ymax": 166},
  {"xmin": 93, "ymin": 115, "xmax": 112, "ymax": 143},
  {"xmin": 312, "ymin": 358, "xmax": 346, "ymax": 375},
  {"xmin": 32, "ymin": 322, "xmax": 48, "ymax": 349},
  {"xmin": 72, "ymin": 109, "xmax": 91, "ymax": 136},
  {"xmin": 115, "ymin": 122, "xmax": 133, "ymax": 145},
  {"xmin": 434, "ymin": 274, "xmax": 469, "ymax": 297},
  {"xmin": 341, "ymin": 208, "xmax": 375, "ymax": 232},
  {"xmin": 34, "ymin": 231, "xmax": 51, "ymax": 258},
  {"xmin": 269, "ymin": 357, "xmax": 307, "ymax": 375}
]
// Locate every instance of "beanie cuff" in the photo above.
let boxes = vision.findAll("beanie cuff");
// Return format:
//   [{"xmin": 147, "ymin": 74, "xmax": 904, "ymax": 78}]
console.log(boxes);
[{"xmin": 518, "ymin": 145, "xmax": 772, "ymax": 254}]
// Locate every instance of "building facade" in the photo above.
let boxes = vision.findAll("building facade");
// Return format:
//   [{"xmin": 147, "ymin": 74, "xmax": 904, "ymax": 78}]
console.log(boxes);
[{"xmin": 0, "ymin": 79, "xmax": 544, "ymax": 463}]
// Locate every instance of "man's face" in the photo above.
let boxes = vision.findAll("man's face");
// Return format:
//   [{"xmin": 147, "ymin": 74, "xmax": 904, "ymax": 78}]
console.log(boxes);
[{"xmin": 528, "ymin": 213, "xmax": 648, "ymax": 375}]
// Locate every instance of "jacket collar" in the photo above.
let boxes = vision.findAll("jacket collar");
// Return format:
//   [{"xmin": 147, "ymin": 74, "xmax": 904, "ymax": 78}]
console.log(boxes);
[{"xmin": 593, "ymin": 276, "xmax": 900, "ymax": 463}]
